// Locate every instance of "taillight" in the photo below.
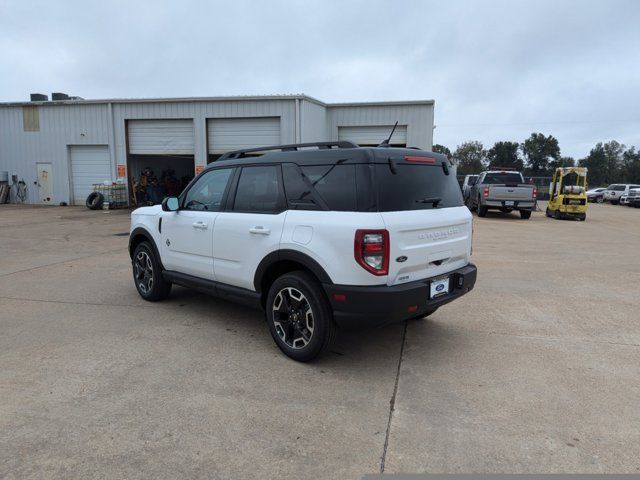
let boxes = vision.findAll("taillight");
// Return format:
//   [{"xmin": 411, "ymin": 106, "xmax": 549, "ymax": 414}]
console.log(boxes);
[
  {"xmin": 532, "ymin": 187, "xmax": 537, "ymax": 199},
  {"xmin": 483, "ymin": 186, "xmax": 489, "ymax": 198},
  {"xmin": 404, "ymin": 155, "xmax": 436, "ymax": 164},
  {"xmin": 354, "ymin": 229, "xmax": 389, "ymax": 276}
]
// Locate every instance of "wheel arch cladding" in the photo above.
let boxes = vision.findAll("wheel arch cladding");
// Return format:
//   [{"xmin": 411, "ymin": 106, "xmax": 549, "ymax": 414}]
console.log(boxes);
[
  {"xmin": 129, "ymin": 227, "xmax": 162, "ymax": 266},
  {"xmin": 254, "ymin": 250, "xmax": 333, "ymax": 306}
]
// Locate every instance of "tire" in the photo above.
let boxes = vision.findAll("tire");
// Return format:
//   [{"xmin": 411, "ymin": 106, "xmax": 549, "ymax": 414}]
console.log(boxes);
[
  {"xmin": 611, "ymin": 200, "xmax": 619, "ymax": 205},
  {"xmin": 579, "ymin": 215, "xmax": 586, "ymax": 221},
  {"xmin": 465, "ymin": 196, "xmax": 476, "ymax": 212},
  {"xmin": 520, "ymin": 210, "xmax": 532, "ymax": 219},
  {"xmin": 596, "ymin": 196, "xmax": 604, "ymax": 203},
  {"xmin": 132, "ymin": 241, "xmax": 172, "ymax": 301},
  {"xmin": 265, "ymin": 271, "xmax": 336, "ymax": 362},
  {"xmin": 411, "ymin": 307, "xmax": 439, "ymax": 320},
  {"xmin": 477, "ymin": 204, "xmax": 488, "ymax": 217},
  {"xmin": 553, "ymin": 209, "xmax": 561, "ymax": 219},
  {"xmin": 545, "ymin": 207, "xmax": 552, "ymax": 218},
  {"xmin": 86, "ymin": 191, "xmax": 104, "ymax": 210}
]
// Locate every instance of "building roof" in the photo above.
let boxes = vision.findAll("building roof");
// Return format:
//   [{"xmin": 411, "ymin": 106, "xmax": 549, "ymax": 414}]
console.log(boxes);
[{"xmin": 0, "ymin": 94, "xmax": 434, "ymax": 108}]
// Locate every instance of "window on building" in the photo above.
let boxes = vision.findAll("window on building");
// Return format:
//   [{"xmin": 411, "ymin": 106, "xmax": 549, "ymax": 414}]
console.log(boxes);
[{"xmin": 22, "ymin": 106, "xmax": 40, "ymax": 132}]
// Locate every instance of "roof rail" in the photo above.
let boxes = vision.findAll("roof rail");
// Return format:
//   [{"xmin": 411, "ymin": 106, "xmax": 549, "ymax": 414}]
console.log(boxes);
[{"xmin": 218, "ymin": 141, "xmax": 359, "ymax": 160}]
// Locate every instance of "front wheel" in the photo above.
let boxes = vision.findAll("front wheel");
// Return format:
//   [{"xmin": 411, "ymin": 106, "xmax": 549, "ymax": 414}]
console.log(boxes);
[
  {"xmin": 266, "ymin": 271, "xmax": 336, "ymax": 362},
  {"xmin": 132, "ymin": 241, "xmax": 172, "ymax": 301}
]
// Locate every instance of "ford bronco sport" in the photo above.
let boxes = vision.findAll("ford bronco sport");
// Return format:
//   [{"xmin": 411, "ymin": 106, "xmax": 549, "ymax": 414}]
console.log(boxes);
[{"xmin": 129, "ymin": 141, "xmax": 477, "ymax": 361}]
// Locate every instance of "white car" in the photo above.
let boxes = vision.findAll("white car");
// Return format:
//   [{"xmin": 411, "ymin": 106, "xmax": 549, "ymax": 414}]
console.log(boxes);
[
  {"xmin": 586, "ymin": 187, "xmax": 606, "ymax": 203},
  {"xmin": 128, "ymin": 141, "xmax": 477, "ymax": 361},
  {"xmin": 605, "ymin": 184, "xmax": 640, "ymax": 205},
  {"xmin": 622, "ymin": 187, "xmax": 640, "ymax": 206}
]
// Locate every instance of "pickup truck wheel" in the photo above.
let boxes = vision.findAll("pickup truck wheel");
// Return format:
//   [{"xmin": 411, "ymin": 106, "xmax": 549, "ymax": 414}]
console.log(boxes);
[
  {"xmin": 132, "ymin": 241, "xmax": 172, "ymax": 301},
  {"xmin": 477, "ymin": 205, "xmax": 488, "ymax": 217},
  {"xmin": 520, "ymin": 210, "xmax": 532, "ymax": 219},
  {"xmin": 266, "ymin": 271, "xmax": 336, "ymax": 362}
]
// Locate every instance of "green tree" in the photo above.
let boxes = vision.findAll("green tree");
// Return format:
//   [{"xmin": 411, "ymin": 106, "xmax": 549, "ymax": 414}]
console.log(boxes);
[
  {"xmin": 579, "ymin": 143, "xmax": 607, "ymax": 186},
  {"xmin": 522, "ymin": 133, "xmax": 560, "ymax": 174},
  {"xmin": 621, "ymin": 147, "xmax": 640, "ymax": 183},
  {"xmin": 486, "ymin": 141, "xmax": 523, "ymax": 170},
  {"xmin": 432, "ymin": 144, "xmax": 451, "ymax": 157},
  {"xmin": 452, "ymin": 141, "xmax": 486, "ymax": 175},
  {"xmin": 549, "ymin": 156, "xmax": 575, "ymax": 171}
]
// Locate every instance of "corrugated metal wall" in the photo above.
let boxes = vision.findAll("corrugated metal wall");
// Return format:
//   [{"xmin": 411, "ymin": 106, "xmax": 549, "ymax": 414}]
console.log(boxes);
[
  {"xmin": 0, "ymin": 98, "xmax": 434, "ymax": 205},
  {"xmin": 0, "ymin": 103, "xmax": 111, "ymax": 204},
  {"xmin": 300, "ymin": 100, "xmax": 327, "ymax": 143},
  {"xmin": 327, "ymin": 103, "xmax": 434, "ymax": 150}
]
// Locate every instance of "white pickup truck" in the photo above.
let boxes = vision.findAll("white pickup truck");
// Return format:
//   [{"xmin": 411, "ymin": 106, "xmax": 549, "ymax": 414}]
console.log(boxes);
[{"xmin": 467, "ymin": 171, "xmax": 537, "ymax": 219}]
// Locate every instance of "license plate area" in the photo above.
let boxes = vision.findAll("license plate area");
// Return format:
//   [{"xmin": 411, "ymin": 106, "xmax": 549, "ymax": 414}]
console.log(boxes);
[
  {"xmin": 430, "ymin": 276, "xmax": 450, "ymax": 299},
  {"xmin": 505, "ymin": 201, "xmax": 514, "ymax": 207}
]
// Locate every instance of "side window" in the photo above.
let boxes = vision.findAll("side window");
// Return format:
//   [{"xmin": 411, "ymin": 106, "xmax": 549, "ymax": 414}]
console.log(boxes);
[
  {"xmin": 300, "ymin": 164, "xmax": 358, "ymax": 211},
  {"xmin": 233, "ymin": 166, "xmax": 283, "ymax": 213},
  {"xmin": 183, "ymin": 168, "xmax": 233, "ymax": 211}
]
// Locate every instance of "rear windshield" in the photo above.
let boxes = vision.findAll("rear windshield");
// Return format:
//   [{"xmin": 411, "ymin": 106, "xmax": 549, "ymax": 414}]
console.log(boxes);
[
  {"xmin": 374, "ymin": 164, "xmax": 463, "ymax": 211},
  {"xmin": 483, "ymin": 172, "xmax": 523, "ymax": 184}
]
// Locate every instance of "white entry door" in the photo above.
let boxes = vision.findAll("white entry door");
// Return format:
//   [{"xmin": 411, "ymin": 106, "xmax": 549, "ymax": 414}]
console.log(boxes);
[{"xmin": 36, "ymin": 163, "xmax": 53, "ymax": 204}]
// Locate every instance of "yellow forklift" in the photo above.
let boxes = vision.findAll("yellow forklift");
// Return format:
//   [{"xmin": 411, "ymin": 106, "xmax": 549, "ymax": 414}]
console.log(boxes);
[{"xmin": 546, "ymin": 167, "xmax": 588, "ymax": 221}]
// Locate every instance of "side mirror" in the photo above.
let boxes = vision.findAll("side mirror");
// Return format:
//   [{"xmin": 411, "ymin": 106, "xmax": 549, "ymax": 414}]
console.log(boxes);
[{"xmin": 161, "ymin": 196, "xmax": 179, "ymax": 212}]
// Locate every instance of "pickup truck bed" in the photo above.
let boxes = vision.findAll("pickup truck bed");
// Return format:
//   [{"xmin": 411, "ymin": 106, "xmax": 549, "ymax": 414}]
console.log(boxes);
[{"xmin": 469, "ymin": 172, "xmax": 537, "ymax": 219}]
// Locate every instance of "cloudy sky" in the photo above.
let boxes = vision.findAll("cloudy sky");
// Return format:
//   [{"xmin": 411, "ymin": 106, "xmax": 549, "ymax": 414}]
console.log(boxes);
[{"xmin": 1, "ymin": 0, "xmax": 638, "ymax": 158}]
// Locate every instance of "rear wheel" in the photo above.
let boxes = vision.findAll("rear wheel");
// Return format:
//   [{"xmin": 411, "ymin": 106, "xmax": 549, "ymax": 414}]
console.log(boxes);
[
  {"xmin": 266, "ymin": 271, "xmax": 336, "ymax": 362},
  {"xmin": 596, "ymin": 196, "xmax": 604, "ymax": 203},
  {"xmin": 545, "ymin": 207, "xmax": 552, "ymax": 217},
  {"xmin": 132, "ymin": 241, "xmax": 172, "ymax": 301},
  {"xmin": 553, "ymin": 209, "xmax": 561, "ymax": 219},
  {"xmin": 477, "ymin": 204, "xmax": 488, "ymax": 217},
  {"xmin": 520, "ymin": 210, "xmax": 532, "ymax": 219}
]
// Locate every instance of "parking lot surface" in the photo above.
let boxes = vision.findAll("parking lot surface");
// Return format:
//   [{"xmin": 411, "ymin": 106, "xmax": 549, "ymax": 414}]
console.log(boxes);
[{"xmin": 1, "ymin": 203, "xmax": 639, "ymax": 478}]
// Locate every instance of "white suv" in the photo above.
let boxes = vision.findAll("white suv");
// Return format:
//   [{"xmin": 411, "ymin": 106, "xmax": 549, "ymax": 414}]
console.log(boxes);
[
  {"xmin": 129, "ymin": 142, "xmax": 477, "ymax": 361},
  {"xmin": 605, "ymin": 184, "xmax": 640, "ymax": 205}
]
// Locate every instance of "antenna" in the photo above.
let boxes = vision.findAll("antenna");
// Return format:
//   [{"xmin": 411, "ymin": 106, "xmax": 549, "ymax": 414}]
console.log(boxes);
[{"xmin": 377, "ymin": 121, "xmax": 398, "ymax": 147}]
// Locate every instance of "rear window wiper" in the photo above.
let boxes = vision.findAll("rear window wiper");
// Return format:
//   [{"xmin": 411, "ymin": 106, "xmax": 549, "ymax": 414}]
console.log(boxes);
[{"xmin": 415, "ymin": 197, "xmax": 442, "ymax": 207}]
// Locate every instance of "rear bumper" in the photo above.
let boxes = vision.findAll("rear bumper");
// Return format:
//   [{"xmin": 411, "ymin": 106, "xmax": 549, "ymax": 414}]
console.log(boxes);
[
  {"xmin": 484, "ymin": 200, "xmax": 535, "ymax": 210},
  {"xmin": 323, "ymin": 263, "xmax": 477, "ymax": 330}
]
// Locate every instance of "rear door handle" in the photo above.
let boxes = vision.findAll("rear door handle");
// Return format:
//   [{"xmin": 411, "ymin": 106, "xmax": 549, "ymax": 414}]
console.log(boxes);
[
  {"xmin": 249, "ymin": 226, "xmax": 270, "ymax": 235},
  {"xmin": 192, "ymin": 221, "xmax": 208, "ymax": 230}
]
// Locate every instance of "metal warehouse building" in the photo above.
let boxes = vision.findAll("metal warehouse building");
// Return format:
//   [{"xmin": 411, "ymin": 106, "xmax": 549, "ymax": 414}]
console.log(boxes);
[{"xmin": 0, "ymin": 94, "xmax": 434, "ymax": 206}]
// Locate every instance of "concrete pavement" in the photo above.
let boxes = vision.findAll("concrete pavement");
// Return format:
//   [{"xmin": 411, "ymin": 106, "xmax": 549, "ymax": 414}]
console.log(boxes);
[{"xmin": 0, "ymin": 202, "xmax": 638, "ymax": 478}]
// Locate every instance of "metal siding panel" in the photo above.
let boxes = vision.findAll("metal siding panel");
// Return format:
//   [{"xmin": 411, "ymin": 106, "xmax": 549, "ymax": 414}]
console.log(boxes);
[
  {"xmin": 69, "ymin": 145, "xmax": 111, "ymax": 205},
  {"xmin": 338, "ymin": 125, "xmax": 407, "ymax": 145},
  {"xmin": 128, "ymin": 119, "xmax": 195, "ymax": 155},
  {"xmin": 207, "ymin": 117, "xmax": 281, "ymax": 154}
]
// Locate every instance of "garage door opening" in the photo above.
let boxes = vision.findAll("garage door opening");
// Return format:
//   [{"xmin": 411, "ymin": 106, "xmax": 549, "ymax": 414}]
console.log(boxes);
[
  {"xmin": 338, "ymin": 125, "xmax": 407, "ymax": 147},
  {"xmin": 207, "ymin": 117, "xmax": 280, "ymax": 163},
  {"xmin": 127, "ymin": 119, "xmax": 195, "ymax": 206}
]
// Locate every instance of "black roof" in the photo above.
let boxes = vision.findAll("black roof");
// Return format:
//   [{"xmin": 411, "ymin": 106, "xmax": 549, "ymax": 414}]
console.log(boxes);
[{"xmin": 204, "ymin": 142, "xmax": 448, "ymax": 172}]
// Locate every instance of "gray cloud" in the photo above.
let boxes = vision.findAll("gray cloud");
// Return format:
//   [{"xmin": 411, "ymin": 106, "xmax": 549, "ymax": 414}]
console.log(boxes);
[{"xmin": 1, "ymin": 0, "xmax": 638, "ymax": 157}]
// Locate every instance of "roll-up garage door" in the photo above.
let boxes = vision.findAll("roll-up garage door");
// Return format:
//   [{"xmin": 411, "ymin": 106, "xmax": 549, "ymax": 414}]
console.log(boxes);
[
  {"xmin": 128, "ymin": 119, "xmax": 194, "ymax": 155},
  {"xmin": 207, "ymin": 117, "xmax": 281, "ymax": 154},
  {"xmin": 338, "ymin": 125, "xmax": 407, "ymax": 146},
  {"xmin": 70, "ymin": 145, "xmax": 111, "ymax": 205}
]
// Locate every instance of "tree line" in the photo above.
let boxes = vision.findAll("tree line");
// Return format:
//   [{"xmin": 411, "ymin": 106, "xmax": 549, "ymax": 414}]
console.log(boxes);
[{"xmin": 433, "ymin": 133, "xmax": 640, "ymax": 187}]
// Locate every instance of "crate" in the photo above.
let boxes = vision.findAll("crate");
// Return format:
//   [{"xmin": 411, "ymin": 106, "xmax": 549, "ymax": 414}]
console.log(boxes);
[{"xmin": 92, "ymin": 183, "xmax": 127, "ymax": 209}]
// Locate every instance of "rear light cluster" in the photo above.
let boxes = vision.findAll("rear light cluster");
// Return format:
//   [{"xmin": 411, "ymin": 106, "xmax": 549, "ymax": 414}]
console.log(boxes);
[
  {"xmin": 483, "ymin": 186, "xmax": 490, "ymax": 198},
  {"xmin": 532, "ymin": 187, "xmax": 538, "ymax": 199},
  {"xmin": 354, "ymin": 229, "xmax": 389, "ymax": 276}
]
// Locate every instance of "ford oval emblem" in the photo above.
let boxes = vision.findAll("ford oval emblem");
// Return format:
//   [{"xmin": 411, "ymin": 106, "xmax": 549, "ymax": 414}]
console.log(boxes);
[
  {"xmin": 396, "ymin": 256, "xmax": 408, "ymax": 263},
  {"xmin": 436, "ymin": 284, "xmax": 445, "ymax": 292}
]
